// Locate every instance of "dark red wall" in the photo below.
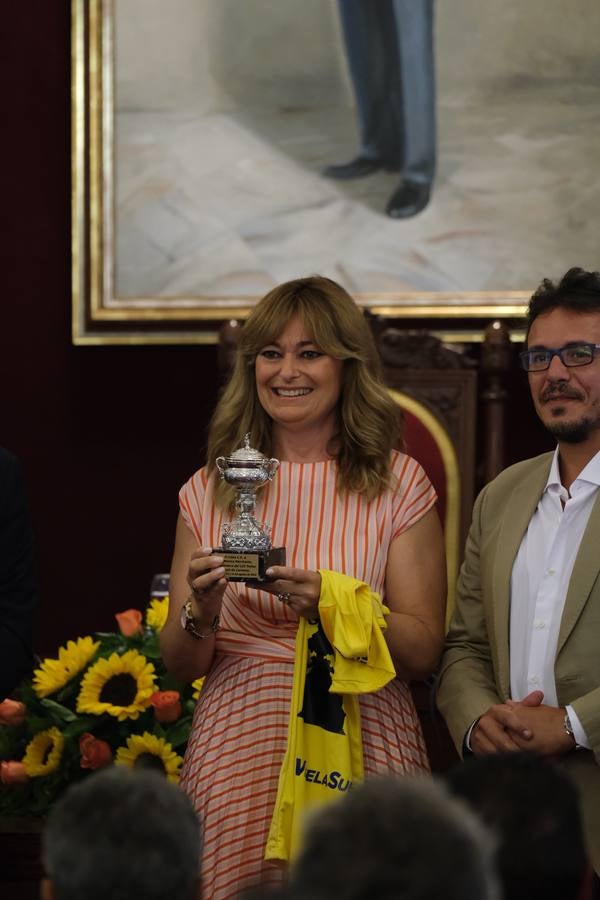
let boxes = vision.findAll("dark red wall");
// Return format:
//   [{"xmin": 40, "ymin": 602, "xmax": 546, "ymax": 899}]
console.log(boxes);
[{"xmin": 2, "ymin": 5, "xmax": 220, "ymax": 654}]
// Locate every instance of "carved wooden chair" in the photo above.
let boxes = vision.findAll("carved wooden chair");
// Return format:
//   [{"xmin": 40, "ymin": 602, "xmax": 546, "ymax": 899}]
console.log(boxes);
[{"xmin": 372, "ymin": 321, "xmax": 511, "ymax": 605}]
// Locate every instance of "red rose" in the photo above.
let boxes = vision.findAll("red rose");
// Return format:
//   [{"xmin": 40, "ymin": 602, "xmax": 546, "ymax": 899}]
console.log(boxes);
[
  {"xmin": 79, "ymin": 732, "xmax": 113, "ymax": 770},
  {"xmin": 150, "ymin": 690, "xmax": 182, "ymax": 723},
  {"xmin": 0, "ymin": 760, "xmax": 29, "ymax": 784},
  {"xmin": 115, "ymin": 609, "xmax": 143, "ymax": 637},
  {"xmin": 0, "ymin": 699, "xmax": 26, "ymax": 726}
]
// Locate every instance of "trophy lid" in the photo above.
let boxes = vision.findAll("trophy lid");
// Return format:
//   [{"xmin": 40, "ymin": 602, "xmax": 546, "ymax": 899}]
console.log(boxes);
[{"xmin": 225, "ymin": 434, "xmax": 268, "ymax": 464}]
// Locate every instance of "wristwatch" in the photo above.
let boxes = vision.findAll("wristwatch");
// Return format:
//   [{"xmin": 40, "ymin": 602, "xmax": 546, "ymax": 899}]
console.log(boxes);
[
  {"xmin": 563, "ymin": 711, "xmax": 582, "ymax": 749},
  {"xmin": 180, "ymin": 597, "xmax": 220, "ymax": 640}
]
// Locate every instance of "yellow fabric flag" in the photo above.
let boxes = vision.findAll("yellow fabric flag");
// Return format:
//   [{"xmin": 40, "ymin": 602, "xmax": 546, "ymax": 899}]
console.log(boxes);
[{"xmin": 265, "ymin": 569, "xmax": 396, "ymax": 862}]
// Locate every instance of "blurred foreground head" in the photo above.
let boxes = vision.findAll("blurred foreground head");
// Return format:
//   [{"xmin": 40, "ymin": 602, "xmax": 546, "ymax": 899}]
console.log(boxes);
[
  {"xmin": 41, "ymin": 767, "xmax": 201, "ymax": 900},
  {"xmin": 289, "ymin": 775, "xmax": 499, "ymax": 900},
  {"xmin": 446, "ymin": 752, "xmax": 591, "ymax": 900}
]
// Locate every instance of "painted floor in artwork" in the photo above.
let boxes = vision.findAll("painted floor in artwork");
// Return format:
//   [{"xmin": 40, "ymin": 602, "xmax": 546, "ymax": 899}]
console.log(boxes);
[{"xmin": 116, "ymin": 82, "xmax": 600, "ymax": 299}]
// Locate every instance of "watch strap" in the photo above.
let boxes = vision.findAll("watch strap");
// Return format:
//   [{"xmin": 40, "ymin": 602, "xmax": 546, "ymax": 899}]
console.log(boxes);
[
  {"xmin": 563, "ymin": 711, "xmax": 582, "ymax": 749},
  {"xmin": 181, "ymin": 597, "xmax": 220, "ymax": 640}
]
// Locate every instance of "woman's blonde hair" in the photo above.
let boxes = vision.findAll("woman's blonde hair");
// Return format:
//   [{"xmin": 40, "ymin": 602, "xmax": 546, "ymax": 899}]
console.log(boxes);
[{"xmin": 207, "ymin": 276, "xmax": 401, "ymax": 506}]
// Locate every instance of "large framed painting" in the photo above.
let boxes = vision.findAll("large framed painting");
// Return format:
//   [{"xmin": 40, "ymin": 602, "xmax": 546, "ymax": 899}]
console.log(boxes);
[{"xmin": 72, "ymin": 0, "xmax": 600, "ymax": 344}]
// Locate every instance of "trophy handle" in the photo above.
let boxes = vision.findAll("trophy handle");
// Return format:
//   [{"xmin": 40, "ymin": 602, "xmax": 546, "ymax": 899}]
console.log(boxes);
[
  {"xmin": 216, "ymin": 456, "xmax": 226, "ymax": 476},
  {"xmin": 267, "ymin": 459, "xmax": 280, "ymax": 480}
]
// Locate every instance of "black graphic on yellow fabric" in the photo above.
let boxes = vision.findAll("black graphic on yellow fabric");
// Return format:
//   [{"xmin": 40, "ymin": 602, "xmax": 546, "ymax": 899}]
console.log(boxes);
[{"xmin": 298, "ymin": 623, "xmax": 346, "ymax": 734}]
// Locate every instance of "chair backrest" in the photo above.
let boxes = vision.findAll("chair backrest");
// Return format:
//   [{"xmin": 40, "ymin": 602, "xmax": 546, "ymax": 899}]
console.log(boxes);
[
  {"xmin": 372, "ymin": 323, "xmax": 512, "ymax": 627},
  {"xmin": 374, "ymin": 328, "xmax": 477, "ymax": 622},
  {"xmin": 388, "ymin": 389, "xmax": 461, "ymax": 628}
]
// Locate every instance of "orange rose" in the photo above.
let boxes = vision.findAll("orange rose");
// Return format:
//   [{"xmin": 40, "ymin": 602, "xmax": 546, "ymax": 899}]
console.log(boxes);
[
  {"xmin": 79, "ymin": 732, "xmax": 113, "ymax": 770},
  {"xmin": 115, "ymin": 609, "xmax": 143, "ymax": 637},
  {"xmin": 0, "ymin": 699, "xmax": 26, "ymax": 725},
  {"xmin": 150, "ymin": 690, "xmax": 182, "ymax": 723},
  {"xmin": 0, "ymin": 760, "xmax": 29, "ymax": 784}
]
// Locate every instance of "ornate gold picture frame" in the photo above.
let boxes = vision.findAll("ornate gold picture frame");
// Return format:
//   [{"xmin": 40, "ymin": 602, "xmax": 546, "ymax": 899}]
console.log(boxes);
[{"xmin": 74, "ymin": 0, "xmax": 598, "ymax": 345}]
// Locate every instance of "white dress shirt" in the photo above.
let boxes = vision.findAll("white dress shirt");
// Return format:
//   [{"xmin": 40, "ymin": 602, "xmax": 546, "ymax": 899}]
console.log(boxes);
[{"xmin": 509, "ymin": 446, "xmax": 600, "ymax": 748}]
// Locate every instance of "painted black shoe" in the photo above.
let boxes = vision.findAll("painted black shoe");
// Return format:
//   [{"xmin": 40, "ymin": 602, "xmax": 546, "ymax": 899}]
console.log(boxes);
[
  {"xmin": 386, "ymin": 181, "xmax": 431, "ymax": 219},
  {"xmin": 323, "ymin": 156, "xmax": 397, "ymax": 180}
]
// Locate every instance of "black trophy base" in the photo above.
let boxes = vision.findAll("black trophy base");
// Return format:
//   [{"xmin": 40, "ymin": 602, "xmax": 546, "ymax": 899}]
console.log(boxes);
[{"xmin": 214, "ymin": 546, "xmax": 286, "ymax": 583}]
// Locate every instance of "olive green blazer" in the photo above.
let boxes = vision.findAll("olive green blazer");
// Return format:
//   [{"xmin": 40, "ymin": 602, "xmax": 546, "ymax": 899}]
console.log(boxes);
[{"xmin": 437, "ymin": 451, "xmax": 600, "ymax": 871}]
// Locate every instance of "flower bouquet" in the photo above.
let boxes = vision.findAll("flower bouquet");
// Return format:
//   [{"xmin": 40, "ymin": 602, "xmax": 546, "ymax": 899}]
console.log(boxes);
[{"xmin": 0, "ymin": 596, "xmax": 202, "ymax": 816}]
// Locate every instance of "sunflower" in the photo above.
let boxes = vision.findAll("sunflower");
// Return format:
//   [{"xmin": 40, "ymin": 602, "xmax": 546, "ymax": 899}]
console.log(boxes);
[
  {"xmin": 76, "ymin": 650, "xmax": 157, "ymax": 721},
  {"xmin": 22, "ymin": 727, "xmax": 65, "ymax": 777},
  {"xmin": 33, "ymin": 636, "xmax": 100, "ymax": 698},
  {"xmin": 191, "ymin": 677, "xmax": 205, "ymax": 700},
  {"xmin": 146, "ymin": 596, "xmax": 169, "ymax": 632},
  {"xmin": 115, "ymin": 732, "xmax": 183, "ymax": 783}
]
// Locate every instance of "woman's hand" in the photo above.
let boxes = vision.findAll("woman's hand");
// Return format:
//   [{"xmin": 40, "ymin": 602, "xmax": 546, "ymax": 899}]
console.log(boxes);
[
  {"xmin": 261, "ymin": 566, "xmax": 322, "ymax": 620},
  {"xmin": 187, "ymin": 546, "xmax": 227, "ymax": 627}
]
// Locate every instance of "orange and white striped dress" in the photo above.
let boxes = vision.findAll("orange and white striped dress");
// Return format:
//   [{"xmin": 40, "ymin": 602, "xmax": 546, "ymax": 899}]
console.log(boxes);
[{"xmin": 179, "ymin": 451, "xmax": 435, "ymax": 899}]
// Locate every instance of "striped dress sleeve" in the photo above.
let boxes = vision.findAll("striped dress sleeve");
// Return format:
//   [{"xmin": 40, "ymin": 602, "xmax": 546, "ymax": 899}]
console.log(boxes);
[{"xmin": 390, "ymin": 452, "xmax": 437, "ymax": 539}]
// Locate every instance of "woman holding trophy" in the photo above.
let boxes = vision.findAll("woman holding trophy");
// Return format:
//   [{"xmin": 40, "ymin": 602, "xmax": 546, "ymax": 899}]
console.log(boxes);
[{"xmin": 160, "ymin": 276, "xmax": 446, "ymax": 899}]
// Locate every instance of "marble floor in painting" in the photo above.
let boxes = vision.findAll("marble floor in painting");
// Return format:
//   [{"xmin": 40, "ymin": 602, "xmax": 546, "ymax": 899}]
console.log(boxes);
[{"xmin": 116, "ymin": 82, "xmax": 600, "ymax": 298}]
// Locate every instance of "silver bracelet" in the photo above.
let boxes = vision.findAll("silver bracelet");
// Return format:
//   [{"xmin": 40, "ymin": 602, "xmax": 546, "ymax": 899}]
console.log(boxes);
[{"xmin": 180, "ymin": 597, "xmax": 220, "ymax": 640}]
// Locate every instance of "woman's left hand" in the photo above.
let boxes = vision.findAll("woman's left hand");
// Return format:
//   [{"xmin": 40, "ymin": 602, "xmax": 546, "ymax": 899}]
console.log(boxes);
[{"xmin": 261, "ymin": 566, "xmax": 321, "ymax": 620}]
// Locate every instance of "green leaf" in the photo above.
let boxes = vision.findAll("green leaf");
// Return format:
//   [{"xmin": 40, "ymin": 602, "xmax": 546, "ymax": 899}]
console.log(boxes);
[
  {"xmin": 96, "ymin": 636, "xmax": 128, "ymax": 656},
  {"xmin": 56, "ymin": 677, "xmax": 86, "ymax": 707},
  {"xmin": 62, "ymin": 716, "xmax": 102, "ymax": 740},
  {"xmin": 0, "ymin": 726, "xmax": 20, "ymax": 759},
  {"xmin": 163, "ymin": 717, "xmax": 192, "ymax": 749},
  {"xmin": 17, "ymin": 683, "xmax": 39, "ymax": 707},
  {"xmin": 140, "ymin": 634, "xmax": 161, "ymax": 659},
  {"xmin": 152, "ymin": 722, "xmax": 167, "ymax": 740},
  {"xmin": 24, "ymin": 716, "xmax": 53, "ymax": 737},
  {"xmin": 158, "ymin": 673, "xmax": 186, "ymax": 692},
  {"xmin": 39, "ymin": 699, "xmax": 77, "ymax": 723}
]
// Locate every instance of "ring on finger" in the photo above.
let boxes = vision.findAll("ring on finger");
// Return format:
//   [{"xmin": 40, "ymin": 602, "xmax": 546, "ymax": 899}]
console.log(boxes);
[{"xmin": 277, "ymin": 592, "xmax": 291, "ymax": 604}]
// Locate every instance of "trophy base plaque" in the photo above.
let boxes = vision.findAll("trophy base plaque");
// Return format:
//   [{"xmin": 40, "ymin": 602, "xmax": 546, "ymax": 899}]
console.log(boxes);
[{"xmin": 215, "ymin": 546, "xmax": 286, "ymax": 583}]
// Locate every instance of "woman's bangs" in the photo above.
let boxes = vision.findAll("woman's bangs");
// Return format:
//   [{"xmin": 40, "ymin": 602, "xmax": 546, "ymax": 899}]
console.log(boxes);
[
  {"xmin": 242, "ymin": 297, "xmax": 296, "ymax": 356},
  {"xmin": 242, "ymin": 282, "xmax": 363, "ymax": 360},
  {"xmin": 300, "ymin": 301, "xmax": 359, "ymax": 360}
]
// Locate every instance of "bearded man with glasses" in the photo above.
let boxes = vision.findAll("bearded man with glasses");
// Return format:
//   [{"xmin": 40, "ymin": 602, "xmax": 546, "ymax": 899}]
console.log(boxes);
[{"xmin": 438, "ymin": 267, "xmax": 600, "ymax": 879}]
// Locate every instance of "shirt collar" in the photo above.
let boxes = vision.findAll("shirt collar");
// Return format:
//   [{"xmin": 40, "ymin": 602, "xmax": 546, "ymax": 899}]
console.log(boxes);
[
  {"xmin": 545, "ymin": 447, "xmax": 562, "ymax": 491},
  {"xmin": 544, "ymin": 446, "xmax": 600, "ymax": 493}
]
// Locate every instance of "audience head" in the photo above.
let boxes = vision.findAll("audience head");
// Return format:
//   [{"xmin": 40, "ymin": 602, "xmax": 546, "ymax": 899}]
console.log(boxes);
[
  {"xmin": 42, "ymin": 767, "xmax": 201, "ymax": 900},
  {"xmin": 289, "ymin": 775, "xmax": 499, "ymax": 900},
  {"xmin": 445, "ymin": 752, "xmax": 590, "ymax": 900},
  {"xmin": 527, "ymin": 267, "xmax": 600, "ymax": 334}
]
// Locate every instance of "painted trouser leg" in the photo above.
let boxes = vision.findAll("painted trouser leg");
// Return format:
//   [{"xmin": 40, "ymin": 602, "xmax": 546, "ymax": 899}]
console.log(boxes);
[
  {"xmin": 337, "ymin": 0, "xmax": 435, "ymax": 183},
  {"xmin": 390, "ymin": 0, "xmax": 436, "ymax": 185}
]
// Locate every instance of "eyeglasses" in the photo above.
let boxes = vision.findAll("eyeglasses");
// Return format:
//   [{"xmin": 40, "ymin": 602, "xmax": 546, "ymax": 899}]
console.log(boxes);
[{"xmin": 519, "ymin": 342, "xmax": 600, "ymax": 372}]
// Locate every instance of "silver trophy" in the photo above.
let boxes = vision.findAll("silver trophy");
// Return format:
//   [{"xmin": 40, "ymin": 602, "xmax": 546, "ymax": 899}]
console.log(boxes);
[{"xmin": 215, "ymin": 435, "xmax": 286, "ymax": 582}]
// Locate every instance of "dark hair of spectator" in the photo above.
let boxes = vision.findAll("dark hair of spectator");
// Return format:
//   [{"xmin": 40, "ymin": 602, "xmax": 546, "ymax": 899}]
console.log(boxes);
[
  {"xmin": 289, "ymin": 775, "xmax": 498, "ymax": 900},
  {"xmin": 43, "ymin": 767, "xmax": 201, "ymax": 900},
  {"xmin": 445, "ymin": 752, "xmax": 587, "ymax": 900}
]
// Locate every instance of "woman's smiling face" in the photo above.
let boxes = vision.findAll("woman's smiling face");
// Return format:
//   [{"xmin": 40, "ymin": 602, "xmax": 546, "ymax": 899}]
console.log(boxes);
[{"xmin": 254, "ymin": 314, "xmax": 344, "ymax": 435}]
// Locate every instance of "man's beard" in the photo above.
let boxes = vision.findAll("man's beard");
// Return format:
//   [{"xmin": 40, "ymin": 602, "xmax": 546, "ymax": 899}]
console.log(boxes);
[
  {"xmin": 538, "ymin": 382, "xmax": 599, "ymax": 443},
  {"xmin": 546, "ymin": 416, "xmax": 595, "ymax": 443}
]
